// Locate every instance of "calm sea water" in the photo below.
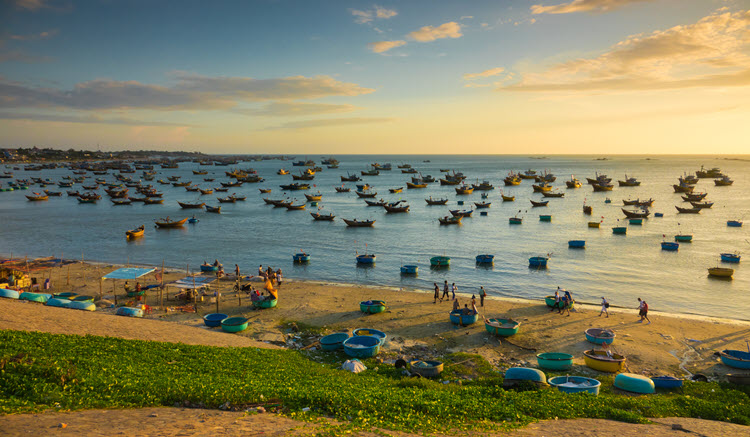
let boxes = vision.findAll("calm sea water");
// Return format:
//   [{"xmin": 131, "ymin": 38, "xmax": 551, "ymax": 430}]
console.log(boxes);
[{"xmin": 1, "ymin": 155, "xmax": 748, "ymax": 320}]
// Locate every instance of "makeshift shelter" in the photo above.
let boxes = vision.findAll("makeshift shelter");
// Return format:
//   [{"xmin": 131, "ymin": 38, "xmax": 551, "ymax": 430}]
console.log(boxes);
[
  {"xmin": 100, "ymin": 267, "xmax": 156, "ymax": 303},
  {"xmin": 166, "ymin": 275, "xmax": 216, "ymax": 301}
]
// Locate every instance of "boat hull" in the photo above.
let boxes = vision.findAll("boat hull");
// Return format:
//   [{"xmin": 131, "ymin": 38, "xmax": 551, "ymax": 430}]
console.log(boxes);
[
  {"xmin": 537, "ymin": 353, "xmax": 574, "ymax": 370},
  {"xmin": 549, "ymin": 376, "xmax": 600, "ymax": 395},
  {"xmin": 614, "ymin": 373, "xmax": 655, "ymax": 394},
  {"xmin": 449, "ymin": 310, "xmax": 478, "ymax": 326},
  {"xmin": 360, "ymin": 300, "xmax": 387, "ymax": 314},
  {"xmin": 583, "ymin": 350, "xmax": 625, "ymax": 373},
  {"xmin": 484, "ymin": 318, "xmax": 520, "ymax": 337}
]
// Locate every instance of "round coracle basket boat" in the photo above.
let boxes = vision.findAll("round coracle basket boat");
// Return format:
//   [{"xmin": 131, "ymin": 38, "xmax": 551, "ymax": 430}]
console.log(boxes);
[
  {"xmin": 585, "ymin": 328, "xmax": 616, "ymax": 345},
  {"xmin": 320, "ymin": 332, "xmax": 350, "ymax": 351},
  {"xmin": 410, "ymin": 360, "xmax": 444, "ymax": 378},
  {"xmin": 484, "ymin": 318, "xmax": 520, "ymax": 337},
  {"xmin": 352, "ymin": 328, "xmax": 387, "ymax": 345},
  {"xmin": 116, "ymin": 307, "xmax": 144, "ymax": 318},
  {"xmin": 360, "ymin": 300, "xmax": 386, "ymax": 314},
  {"xmin": 536, "ymin": 352, "xmax": 574, "ymax": 370},
  {"xmin": 253, "ymin": 298, "xmax": 278, "ymax": 309},
  {"xmin": 548, "ymin": 376, "xmax": 601, "ymax": 395},
  {"xmin": 0, "ymin": 288, "xmax": 21, "ymax": 299},
  {"xmin": 221, "ymin": 316, "xmax": 249, "ymax": 333},
  {"xmin": 651, "ymin": 376, "xmax": 684, "ymax": 389},
  {"xmin": 69, "ymin": 300, "xmax": 96, "ymax": 311},
  {"xmin": 19, "ymin": 292, "xmax": 51, "ymax": 303},
  {"xmin": 503, "ymin": 367, "xmax": 548, "ymax": 389},
  {"xmin": 449, "ymin": 309, "xmax": 479, "ymax": 326},
  {"xmin": 343, "ymin": 335, "xmax": 381, "ymax": 358},
  {"xmin": 46, "ymin": 297, "xmax": 72, "ymax": 308},
  {"xmin": 614, "ymin": 373, "xmax": 655, "ymax": 394},
  {"xmin": 583, "ymin": 350, "xmax": 626, "ymax": 373},
  {"xmin": 203, "ymin": 313, "xmax": 228, "ymax": 327}
]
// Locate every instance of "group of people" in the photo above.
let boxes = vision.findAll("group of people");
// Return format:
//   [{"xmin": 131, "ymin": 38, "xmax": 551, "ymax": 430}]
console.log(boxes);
[
  {"xmin": 432, "ymin": 280, "xmax": 487, "ymax": 307},
  {"xmin": 549, "ymin": 287, "xmax": 574, "ymax": 315},
  {"xmin": 258, "ymin": 264, "xmax": 283, "ymax": 286},
  {"xmin": 452, "ymin": 294, "xmax": 479, "ymax": 316}
]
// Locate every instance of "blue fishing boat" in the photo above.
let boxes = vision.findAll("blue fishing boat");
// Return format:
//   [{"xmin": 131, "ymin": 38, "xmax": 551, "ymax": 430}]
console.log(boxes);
[
  {"xmin": 612, "ymin": 226, "xmax": 627, "ymax": 235},
  {"xmin": 320, "ymin": 332, "xmax": 350, "ymax": 351},
  {"xmin": 651, "ymin": 376, "xmax": 684, "ymax": 389},
  {"xmin": 585, "ymin": 328, "xmax": 616, "ymax": 345},
  {"xmin": 69, "ymin": 301, "xmax": 96, "ymax": 311},
  {"xmin": 509, "ymin": 217, "xmax": 522, "ymax": 224},
  {"xmin": 539, "ymin": 214, "xmax": 552, "ymax": 222},
  {"xmin": 536, "ymin": 353, "xmax": 574, "ymax": 370},
  {"xmin": 614, "ymin": 373, "xmax": 655, "ymax": 394},
  {"xmin": 721, "ymin": 253, "xmax": 741, "ymax": 263},
  {"xmin": 475, "ymin": 254, "xmax": 494, "ymax": 264},
  {"xmin": 359, "ymin": 300, "xmax": 387, "ymax": 314},
  {"xmin": 0, "ymin": 288, "xmax": 20, "ymax": 299},
  {"xmin": 675, "ymin": 235, "xmax": 693, "ymax": 242},
  {"xmin": 400, "ymin": 265, "xmax": 418, "ymax": 274},
  {"xmin": 410, "ymin": 360, "xmax": 444, "ymax": 378},
  {"xmin": 203, "ymin": 313, "xmax": 228, "ymax": 327},
  {"xmin": 727, "ymin": 220, "xmax": 743, "ymax": 227},
  {"xmin": 188, "ymin": 217, "xmax": 199, "ymax": 224},
  {"xmin": 503, "ymin": 367, "xmax": 547, "ymax": 389},
  {"xmin": 548, "ymin": 376, "xmax": 600, "ymax": 395},
  {"xmin": 200, "ymin": 263, "xmax": 219, "ymax": 272},
  {"xmin": 116, "ymin": 307, "xmax": 144, "ymax": 318},
  {"xmin": 356, "ymin": 254, "xmax": 376, "ymax": 264},
  {"xmin": 479, "ymin": 211, "xmax": 488, "ymax": 216},
  {"xmin": 654, "ymin": 212, "xmax": 664, "ymax": 217},
  {"xmin": 568, "ymin": 240, "xmax": 585, "ymax": 248},
  {"xmin": 430, "ymin": 256, "xmax": 450, "ymax": 267},
  {"xmin": 343, "ymin": 335, "xmax": 380, "ymax": 358},
  {"xmin": 484, "ymin": 318, "xmax": 520, "ymax": 336},
  {"xmin": 449, "ymin": 309, "xmax": 479, "ymax": 326},
  {"xmin": 252, "ymin": 298, "xmax": 277, "ymax": 309},
  {"xmin": 629, "ymin": 218, "xmax": 642, "ymax": 225},
  {"xmin": 19, "ymin": 292, "xmax": 51, "ymax": 303},
  {"xmin": 661, "ymin": 242, "xmax": 679, "ymax": 251},
  {"xmin": 293, "ymin": 252, "xmax": 311, "ymax": 263},
  {"xmin": 46, "ymin": 297, "xmax": 72, "ymax": 308},
  {"xmin": 529, "ymin": 256, "xmax": 548, "ymax": 268},
  {"xmin": 221, "ymin": 316, "xmax": 249, "ymax": 333},
  {"xmin": 353, "ymin": 328, "xmax": 387, "ymax": 345},
  {"xmin": 719, "ymin": 350, "xmax": 750, "ymax": 369}
]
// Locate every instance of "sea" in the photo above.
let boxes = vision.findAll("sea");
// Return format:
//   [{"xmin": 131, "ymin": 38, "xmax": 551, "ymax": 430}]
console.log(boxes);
[{"xmin": 1, "ymin": 155, "xmax": 748, "ymax": 320}]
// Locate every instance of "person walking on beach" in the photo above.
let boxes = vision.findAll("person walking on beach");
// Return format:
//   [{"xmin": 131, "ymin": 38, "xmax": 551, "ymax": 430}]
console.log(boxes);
[
  {"xmin": 600, "ymin": 297, "xmax": 609, "ymax": 317},
  {"xmin": 637, "ymin": 298, "xmax": 651, "ymax": 324},
  {"xmin": 433, "ymin": 283, "xmax": 440, "ymax": 304},
  {"xmin": 550, "ymin": 290, "xmax": 560, "ymax": 312},
  {"xmin": 451, "ymin": 283, "xmax": 457, "ymax": 301},
  {"xmin": 276, "ymin": 269, "xmax": 283, "ymax": 286},
  {"xmin": 479, "ymin": 286, "xmax": 486, "ymax": 307},
  {"xmin": 441, "ymin": 280, "xmax": 450, "ymax": 301},
  {"xmin": 559, "ymin": 293, "xmax": 570, "ymax": 316}
]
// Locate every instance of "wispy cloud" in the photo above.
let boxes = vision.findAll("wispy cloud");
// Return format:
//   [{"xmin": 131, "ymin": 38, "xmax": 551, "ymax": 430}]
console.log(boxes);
[
  {"xmin": 0, "ymin": 111, "xmax": 191, "ymax": 126},
  {"xmin": 368, "ymin": 40, "xmax": 406, "ymax": 54},
  {"xmin": 239, "ymin": 101, "xmax": 359, "ymax": 117},
  {"xmin": 531, "ymin": 0, "xmax": 653, "ymax": 15},
  {"xmin": 0, "ymin": 50, "xmax": 53, "ymax": 63},
  {"xmin": 408, "ymin": 22, "xmax": 463, "ymax": 42},
  {"xmin": 13, "ymin": 0, "xmax": 69, "ymax": 12},
  {"xmin": 351, "ymin": 6, "xmax": 397, "ymax": 24},
  {"xmin": 0, "ymin": 73, "xmax": 375, "ymax": 111},
  {"xmin": 499, "ymin": 10, "xmax": 750, "ymax": 92},
  {"xmin": 463, "ymin": 67, "xmax": 505, "ymax": 81},
  {"xmin": 9, "ymin": 29, "xmax": 58, "ymax": 41},
  {"xmin": 266, "ymin": 117, "xmax": 395, "ymax": 130}
]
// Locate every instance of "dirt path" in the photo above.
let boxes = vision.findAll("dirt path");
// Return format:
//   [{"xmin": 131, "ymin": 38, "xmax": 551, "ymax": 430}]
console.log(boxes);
[{"xmin": 1, "ymin": 408, "xmax": 746, "ymax": 436}]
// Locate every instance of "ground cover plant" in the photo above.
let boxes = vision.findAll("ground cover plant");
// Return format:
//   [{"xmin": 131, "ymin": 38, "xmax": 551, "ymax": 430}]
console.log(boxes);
[{"xmin": 1, "ymin": 330, "xmax": 748, "ymax": 434}]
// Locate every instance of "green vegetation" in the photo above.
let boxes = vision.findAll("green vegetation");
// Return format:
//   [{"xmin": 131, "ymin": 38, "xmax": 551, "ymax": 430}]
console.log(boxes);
[{"xmin": 1, "ymin": 330, "xmax": 749, "ymax": 434}]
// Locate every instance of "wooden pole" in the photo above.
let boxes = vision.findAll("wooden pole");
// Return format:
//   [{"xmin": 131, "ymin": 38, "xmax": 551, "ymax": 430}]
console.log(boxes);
[
  {"xmin": 160, "ymin": 260, "xmax": 165, "ymax": 310},
  {"xmin": 81, "ymin": 251, "xmax": 85, "ymax": 288}
]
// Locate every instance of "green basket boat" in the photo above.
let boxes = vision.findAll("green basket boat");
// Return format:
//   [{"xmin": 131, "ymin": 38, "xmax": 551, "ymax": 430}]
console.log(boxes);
[
  {"xmin": 126, "ymin": 290, "xmax": 146, "ymax": 297},
  {"xmin": 360, "ymin": 300, "xmax": 386, "ymax": 314},
  {"xmin": 430, "ymin": 256, "xmax": 451, "ymax": 267},
  {"xmin": 221, "ymin": 316, "xmax": 249, "ymax": 333},
  {"xmin": 252, "ymin": 298, "xmax": 277, "ymax": 309},
  {"xmin": 536, "ymin": 352, "xmax": 574, "ymax": 370},
  {"xmin": 484, "ymin": 318, "xmax": 520, "ymax": 336}
]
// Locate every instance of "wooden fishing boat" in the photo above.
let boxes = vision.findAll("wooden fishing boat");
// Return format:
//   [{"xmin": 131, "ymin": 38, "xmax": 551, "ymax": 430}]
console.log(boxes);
[
  {"xmin": 504, "ymin": 176, "xmax": 522, "ymax": 186},
  {"xmin": 43, "ymin": 190, "xmax": 62, "ymax": 196},
  {"xmin": 26, "ymin": 193, "xmax": 49, "ymax": 201},
  {"xmin": 355, "ymin": 191, "xmax": 377, "ymax": 198},
  {"xmin": 401, "ymin": 168, "xmax": 418, "ymax": 174},
  {"xmin": 178, "ymin": 201, "xmax": 205, "ymax": 209},
  {"xmin": 720, "ymin": 253, "xmax": 740, "ymax": 263},
  {"xmin": 304, "ymin": 193, "xmax": 322, "ymax": 201},
  {"xmin": 217, "ymin": 197, "xmax": 237, "ymax": 203},
  {"xmin": 384, "ymin": 202, "xmax": 409, "ymax": 213},
  {"xmin": 361, "ymin": 169, "xmax": 380, "ymax": 176},
  {"xmin": 365, "ymin": 199, "xmax": 386, "ymax": 207},
  {"xmin": 566, "ymin": 178, "xmax": 582, "ymax": 188},
  {"xmin": 714, "ymin": 175, "xmax": 733, "ymax": 186},
  {"xmin": 530, "ymin": 200, "xmax": 549, "ymax": 207},
  {"xmin": 221, "ymin": 181, "xmax": 243, "ymax": 188},
  {"xmin": 501, "ymin": 194, "xmax": 515, "ymax": 201},
  {"xmin": 450, "ymin": 209, "xmax": 473, "ymax": 217},
  {"xmin": 78, "ymin": 197, "xmax": 98, "ymax": 204},
  {"xmin": 474, "ymin": 202, "xmax": 491, "ymax": 209},
  {"xmin": 675, "ymin": 206, "xmax": 701, "ymax": 214},
  {"xmin": 472, "ymin": 181, "xmax": 494, "ymax": 191},
  {"xmin": 583, "ymin": 205, "xmax": 592, "ymax": 215},
  {"xmin": 406, "ymin": 182, "xmax": 427, "ymax": 188},
  {"xmin": 690, "ymin": 201, "xmax": 713, "ymax": 209},
  {"xmin": 154, "ymin": 217, "xmax": 188, "ymax": 228},
  {"xmin": 198, "ymin": 188, "xmax": 213, "ymax": 195},
  {"xmin": 143, "ymin": 198, "xmax": 164, "ymax": 204},
  {"xmin": 285, "ymin": 203, "xmax": 306, "ymax": 210},
  {"xmin": 583, "ymin": 350, "xmax": 626, "ymax": 373},
  {"xmin": 439, "ymin": 178, "xmax": 460, "ymax": 186},
  {"xmin": 455, "ymin": 185, "xmax": 474, "ymax": 195},
  {"xmin": 389, "ymin": 187, "xmax": 403, "ymax": 193},
  {"xmin": 673, "ymin": 183, "xmax": 694, "ymax": 193},
  {"xmin": 310, "ymin": 212, "xmax": 335, "ymax": 221},
  {"xmin": 587, "ymin": 173, "xmax": 611, "ymax": 185},
  {"xmin": 683, "ymin": 192, "xmax": 708, "ymax": 201},
  {"xmin": 335, "ymin": 186, "xmax": 350, "ymax": 192},
  {"xmin": 532, "ymin": 183, "xmax": 552, "ymax": 193},
  {"xmin": 112, "ymin": 198, "xmax": 132, "ymax": 205},
  {"xmin": 696, "ymin": 166, "xmax": 722, "ymax": 178},
  {"xmin": 172, "ymin": 181, "xmax": 191, "ymax": 187},
  {"xmin": 340, "ymin": 173, "xmax": 360, "ymax": 182},
  {"xmin": 592, "ymin": 183, "xmax": 614, "ymax": 192},
  {"xmin": 259, "ymin": 188, "xmax": 272, "ymax": 194},
  {"xmin": 277, "ymin": 169, "xmax": 290, "ymax": 175},
  {"xmin": 274, "ymin": 200, "xmax": 292, "ymax": 208},
  {"xmin": 485, "ymin": 318, "xmax": 520, "ymax": 337},
  {"xmin": 541, "ymin": 191, "xmax": 564, "ymax": 198},
  {"xmin": 618, "ymin": 176, "xmax": 641, "ymax": 187},
  {"xmin": 708, "ymin": 267, "xmax": 734, "ymax": 278},
  {"xmin": 621, "ymin": 208, "xmax": 650, "ymax": 218},
  {"xmin": 439, "ymin": 215, "xmax": 462, "ymax": 225},
  {"xmin": 125, "ymin": 225, "xmax": 145, "ymax": 239},
  {"xmin": 718, "ymin": 350, "xmax": 750, "ymax": 369},
  {"xmin": 206, "ymin": 205, "xmax": 221, "ymax": 213},
  {"xmin": 343, "ymin": 219, "xmax": 375, "ymax": 227}
]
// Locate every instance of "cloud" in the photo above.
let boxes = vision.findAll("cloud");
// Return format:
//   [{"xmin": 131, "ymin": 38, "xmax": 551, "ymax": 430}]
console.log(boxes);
[
  {"xmin": 0, "ymin": 50, "xmax": 53, "ymax": 63},
  {"xmin": 0, "ymin": 73, "xmax": 375, "ymax": 111},
  {"xmin": 463, "ymin": 67, "xmax": 505, "ymax": 81},
  {"xmin": 13, "ymin": 0, "xmax": 67, "ymax": 12},
  {"xmin": 531, "ymin": 0, "xmax": 653, "ymax": 15},
  {"xmin": 368, "ymin": 40, "xmax": 406, "ymax": 53},
  {"xmin": 239, "ymin": 101, "xmax": 359, "ymax": 117},
  {"xmin": 9, "ymin": 29, "xmax": 58, "ymax": 41},
  {"xmin": 499, "ymin": 10, "xmax": 750, "ymax": 92},
  {"xmin": 408, "ymin": 22, "xmax": 462, "ymax": 42},
  {"xmin": 0, "ymin": 111, "xmax": 191, "ymax": 126},
  {"xmin": 267, "ymin": 117, "xmax": 395, "ymax": 131},
  {"xmin": 351, "ymin": 6, "xmax": 397, "ymax": 24}
]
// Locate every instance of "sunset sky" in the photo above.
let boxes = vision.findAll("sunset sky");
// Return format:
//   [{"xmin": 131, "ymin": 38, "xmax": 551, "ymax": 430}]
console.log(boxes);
[{"xmin": 1, "ymin": 0, "xmax": 749, "ymax": 154}]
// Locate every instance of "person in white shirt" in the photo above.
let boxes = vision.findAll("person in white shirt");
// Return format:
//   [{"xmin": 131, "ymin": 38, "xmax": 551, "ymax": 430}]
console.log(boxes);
[{"xmin": 599, "ymin": 297, "xmax": 609, "ymax": 317}]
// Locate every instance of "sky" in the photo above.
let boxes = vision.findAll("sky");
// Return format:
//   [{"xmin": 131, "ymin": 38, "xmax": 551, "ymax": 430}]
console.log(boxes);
[{"xmin": 1, "ymin": 0, "xmax": 749, "ymax": 154}]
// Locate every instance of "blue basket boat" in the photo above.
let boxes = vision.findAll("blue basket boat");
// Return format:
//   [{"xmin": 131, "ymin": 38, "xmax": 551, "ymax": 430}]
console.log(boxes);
[
  {"xmin": 221, "ymin": 316, "xmax": 249, "ymax": 333},
  {"xmin": 343, "ymin": 335, "xmax": 381, "ymax": 358},
  {"xmin": 116, "ymin": 307, "xmax": 144, "ymax": 318},
  {"xmin": 539, "ymin": 215, "xmax": 552, "ymax": 222},
  {"xmin": 484, "ymin": 318, "xmax": 520, "ymax": 336},
  {"xmin": 46, "ymin": 297, "xmax": 72, "ymax": 308},
  {"xmin": 536, "ymin": 352, "xmax": 574, "ymax": 370},
  {"xmin": 360, "ymin": 300, "xmax": 387, "ymax": 314},
  {"xmin": 203, "ymin": 313, "xmax": 228, "ymax": 327},
  {"xmin": 721, "ymin": 253, "xmax": 741, "ymax": 263},
  {"xmin": 651, "ymin": 376, "xmax": 684, "ymax": 389},
  {"xmin": 585, "ymin": 328, "xmax": 616, "ymax": 345},
  {"xmin": 549, "ymin": 376, "xmax": 601, "ymax": 395},
  {"xmin": 356, "ymin": 254, "xmax": 376, "ymax": 264},
  {"xmin": 19, "ymin": 292, "xmax": 51, "ymax": 303},
  {"xmin": 320, "ymin": 332, "xmax": 350, "ymax": 351},
  {"xmin": 449, "ymin": 309, "xmax": 479, "ymax": 326},
  {"xmin": 568, "ymin": 240, "xmax": 585, "ymax": 248},
  {"xmin": 675, "ymin": 235, "xmax": 693, "ymax": 242},
  {"xmin": 352, "ymin": 328, "xmax": 387, "ymax": 345},
  {"xmin": 719, "ymin": 350, "xmax": 750, "ymax": 369},
  {"xmin": 654, "ymin": 212, "xmax": 664, "ymax": 217},
  {"xmin": 69, "ymin": 301, "xmax": 96, "ymax": 311},
  {"xmin": 629, "ymin": 218, "xmax": 643, "ymax": 225},
  {"xmin": 612, "ymin": 226, "xmax": 627, "ymax": 235},
  {"xmin": 661, "ymin": 242, "xmax": 679, "ymax": 251},
  {"xmin": 614, "ymin": 373, "xmax": 655, "ymax": 394},
  {"xmin": 410, "ymin": 360, "xmax": 444, "ymax": 378},
  {"xmin": 400, "ymin": 265, "xmax": 418, "ymax": 274},
  {"xmin": 430, "ymin": 256, "xmax": 451, "ymax": 267},
  {"xmin": 727, "ymin": 220, "xmax": 743, "ymax": 227},
  {"xmin": 475, "ymin": 254, "xmax": 494, "ymax": 264},
  {"xmin": 293, "ymin": 252, "xmax": 311, "ymax": 263},
  {"xmin": 503, "ymin": 367, "xmax": 547, "ymax": 388},
  {"xmin": 0, "ymin": 288, "xmax": 20, "ymax": 299},
  {"xmin": 188, "ymin": 217, "xmax": 199, "ymax": 224},
  {"xmin": 529, "ymin": 256, "xmax": 548, "ymax": 268},
  {"xmin": 200, "ymin": 264, "xmax": 219, "ymax": 272}
]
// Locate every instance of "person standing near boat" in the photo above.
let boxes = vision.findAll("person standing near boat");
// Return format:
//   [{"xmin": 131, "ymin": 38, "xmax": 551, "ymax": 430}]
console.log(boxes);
[
  {"xmin": 479, "ymin": 286, "xmax": 486, "ymax": 307},
  {"xmin": 451, "ymin": 283, "xmax": 457, "ymax": 301},
  {"xmin": 452, "ymin": 298, "xmax": 460, "ymax": 311},
  {"xmin": 599, "ymin": 297, "xmax": 609, "ymax": 317},
  {"xmin": 550, "ymin": 290, "xmax": 560, "ymax": 312},
  {"xmin": 637, "ymin": 298, "xmax": 651, "ymax": 324},
  {"xmin": 442, "ymin": 280, "xmax": 450, "ymax": 301},
  {"xmin": 433, "ymin": 283, "xmax": 440, "ymax": 303},
  {"xmin": 276, "ymin": 269, "xmax": 283, "ymax": 287}
]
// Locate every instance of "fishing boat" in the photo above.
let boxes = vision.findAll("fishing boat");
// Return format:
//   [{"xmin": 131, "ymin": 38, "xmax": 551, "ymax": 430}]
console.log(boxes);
[
  {"xmin": 588, "ymin": 221, "xmax": 601, "ymax": 228},
  {"xmin": 474, "ymin": 201, "xmax": 491, "ymax": 209},
  {"xmin": 682, "ymin": 192, "xmax": 708, "ymax": 201},
  {"xmin": 651, "ymin": 376, "xmax": 684, "ymax": 389},
  {"xmin": 112, "ymin": 198, "xmax": 131, "ymax": 205},
  {"xmin": 286, "ymin": 203, "xmax": 306, "ymax": 210},
  {"xmin": 143, "ymin": 198, "xmax": 164, "ymax": 205},
  {"xmin": 340, "ymin": 173, "xmax": 360, "ymax": 182},
  {"xmin": 592, "ymin": 182, "xmax": 614, "ymax": 192},
  {"xmin": 178, "ymin": 201, "xmax": 205, "ymax": 209},
  {"xmin": 310, "ymin": 212, "xmax": 335, "ymax": 221},
  {"xmin": 708, "ymin": 267, "xmax": 733, "ymax": 278},
  {"xmin": 536, "ymin": 353, "xmax": 574, "ymax": 371},
  {"xmin": 714, "ymin": 175, "xmax": 734, "ymax": 186},
  {"xmin": 430, "ymin": 256, "xmax": 450, "ymax": 267},
  {"xmin": 675, "ymin": 235, "xmax": 693, "ymax": 242},
  {"xmin": 277, "ymin": 169, "xmax": 290, "ymax": 175},
  {"xmin": 532, "ymin": 183, "xmax": 552, "ymax": 193},
  {"xmin": 221, "ymin": 316, "xmax": 249, "ymax": 333},
  {"xmin": 293, "ymin": 252, "xmax": 311, "ymax": 263},
  {"xmin": 304, "ymin": 193, "xmax": 323, "ymax": 201},
  {"xmin": 721, "ymin": 253, "xmax": 741, "ymax": 263},
  {"xmin": 384, "ymin": 202, "xmax": 410, "ymax": 213},
  {"xmin": 613, "ymin": 226, "xmax": 627, "ymax": 235},
  {"xmin": 406, "ymin": 181, "xmax": 428, "ymax": 189},
  {"xmin": 125, "ymin": 225, "xmax": 145, "ymax": 239},
  {"xmin": 476, "ymin": 254, "xmax": 494, "ymax": 264},
  {"xmin": 154, "ymin": 217, "xmax": 188, "ymax": 228},
  {"xmin": 439, "ymin": 178, "xmax": 460, "ymax": 186},
  {"xmin": 400, "ymin": 265, "xmax": 418, "ymax": 274},
  {"xmin": 355, "ymin": 190, "xmax": 377, "ymax": 198},
  {"xmin": 389, "ymin": 187, "xmax": 403, "ymax": 193},
  {"xmin": 206, "ymin": 205, "xmax": 221, "ymax": 213},
  {"xmin": 364, "ymin": 199, "xmax": 386, "ymax": 207},
  {"xmin": 565, "ymin": 177, "xmax": 582, "ymax": 188},
  {"xmin": 618, "ymin": 175, "xmax": 641, "ymax": 187},
  {"xmin": 521, "ymin": 169, "xmax": 537, "ymax": 179},
  {"xmin": 259, "ymin": 188, "xmax": 272, "ymax": 194},
  {"xmin": 509, "ymin": 216, "xmax": 522, "ymax": 225},
  {"xmin": 539, "ymin": 214, "xmax": 552, "ymax": 222},
  {"xmin": 727, "ymin": 220, "xmax": 743, "ymax": 227},
  {"xmin": 43, "ymin": 190, "xmax": 62, "ymax": 196},
  {"xmin": 484, "ymin": 318, "xmax": 520, "ymax": 337},
  {"xmin": 583, "ymin": 205, "xmax": 592, "ymax": 215},
  {"xmin": 661, "ymin": 241, "xmax": 679, "ymax": 251},
  {"xmin": 675, "ymin": 206, "xmax": 701, "ymax": 214},
  {"xmin": 334, "ymin": 186, "xmax": 350, "ymax": 193},
  {"xmin": 583, "ymin": 349, "xmax": 626, "ymax": 373},
  {"xmin": 504, "ymin": 175, "xmax": 522, "ymax": 186},
  {"xmin": 450, "ymin": 209, "xmax": 473, "ymax": 217},
  {"xmin": 530, "ymin": 200, "xmax": 548, "ymax": 207},
  {"xmin": 673, "ymin": 183, "xmax": 694, "ymax": 193},
  {"xmin": 217, "ymin": 196, "xmax": 236, "ymax": 203},
  {"xmin": 198, "ymin": 188, "xmax": 214, "ymax": 195},
  {"xmin": 501, "ymin": 194, "xmax": 515, "ymax": 201},
  {"xmin": 188, "ymin": 217, "xmax": 199, "ymax": 224},
  {"xmin": 455, "ymin": 185, "xmax": 474, "ymax": 195},
  {"xmin": 356, "ymin": 254, "xmax": 376, "ymax": 264},
  {"xmin": 696, "ymin": 166, "xmax": 722, "ymax": 178},
  {"xmin": 472, "ymin": 181, "xmax": 494, "ymax": 191},
  {"xmin": 568, "ymin": 240, "xmax": 585, "ymax": 248},
  {"xmin": 621, "ymin": 208, "xmax": 650, "ymax": 218},
  {"xmin": 690, "ymin": 201, "xmax": 713, "ymax": 209},
  {"xmin": 129, "ymin": 196, "xmax": 146, "ymax": 202},
  {"xmin": 628, "ymin": 218, "xmax": 642, "ymax": 225},
  {"xmin": 503, "ymin": 367, "xmax": 547, "ymax": 389},
  {"xmin": 192, "ymin": 170, "xmax": 208, "ymax": 175},
  {"xmin": 25, "ymin": 193, "xmax": 49, "ymax": 201},
  {"xmin": 586, "ymin": 173, "xmax": 611, "ymax": 185},
  {"xmin": 541, "ymin": 191, "xmax": 564, "ymax": 198},
  {"xmin": 549, "ymin": 376, "xmax": 601, "ymax": 395},
  {"xmin": 425, "ymin": 197, "xmax": 448, "ymax": 205},
  {"xmin": 361, "ymin": 169, "xmax": 380, "ymax": 176},
  {"xmin": 614, "ymin": 373, "xmax": 655, "ymax": 394},
  {"xmin": 449, "ymin": 309, "xmax": 478, "ymax": 326},
  {"xmin": 623, "ymin": 198, "xmax": 653, "ymax": 206},
  {"xmin": 200, "ymin": 263, "xmax": 219, "ymax": 272},
  {"xmin": 279, "ymin": 183, "xmax": 310, "ymax": 190},
  {"xmin": 718, "ymin": 350, "xmax": 750, "ymax": 369},
  {"xmin": 343, "ymin": 219, "xmax": 375, "ymax": 227},
  {"xmin": 438, "ymin": 215, "xmax": 462, "ymax": 225}
]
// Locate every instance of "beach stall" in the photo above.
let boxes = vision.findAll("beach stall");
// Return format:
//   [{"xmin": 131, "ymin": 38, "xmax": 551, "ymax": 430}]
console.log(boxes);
[
  {"xmin": 165, "ymin": 275, "xmax": 218, "ymax": 309},
  {"xmin": 101, "ymin": 267, "xmax": 156, "ymax": 305}
]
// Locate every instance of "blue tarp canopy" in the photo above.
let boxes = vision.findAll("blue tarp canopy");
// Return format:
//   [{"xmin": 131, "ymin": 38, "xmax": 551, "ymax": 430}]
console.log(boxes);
[
  {"xmin": 169, "ymin": 276, "xmax": 216, "ymax": 289},
  {"xmin": 102, "ymin": 267, "xmax": 156, "ymax": 280}
]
